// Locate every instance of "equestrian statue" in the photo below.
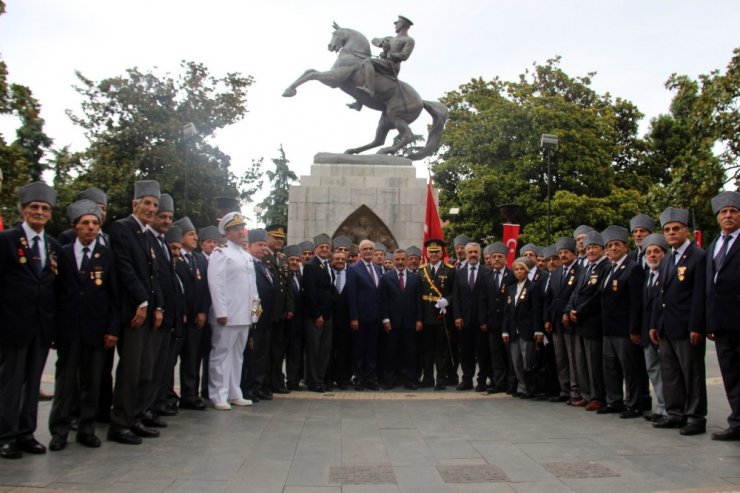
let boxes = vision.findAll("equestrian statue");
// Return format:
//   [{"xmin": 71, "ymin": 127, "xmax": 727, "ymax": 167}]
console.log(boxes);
[{"xmin": 282, "ymin": 16, "xmax": 448, "ymax": 161}]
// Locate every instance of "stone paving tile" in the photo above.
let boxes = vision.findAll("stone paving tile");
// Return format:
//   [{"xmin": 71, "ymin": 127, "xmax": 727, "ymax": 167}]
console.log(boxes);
[
  {"xmin": 424, "ymin": 437, "xmax": 482, "ymax": 460},
  {"xmin": 393, "ymin": 465, "xmax": 455, "ymax": 493},
  {"xmin": 165, "ymin": 479, "xmax": 227, "ymax": 492},
  {"xmin": 453, "ymin": 484, "xmax": 517, "ymax": 493},
  {"xmin": 436, "ymin": 464, "xmax": 509, "ymax": 483},
  {"xmin": 328, "ymin": 465, "xmax": 396, "ymax": 484},
  {"xmin": 467, "ymin": 442, "xmax": 555, "ymax": 483},
  {"xmin": 340, "ymin": 485, "xmax": 401, "ymax": 493},
  {"xmin": 379, "ymin": 429, "xmax": 436, "ymax": 466},
  {"xmin": 509, "ymin": 481, "xmax": 574, "ymax": 493},
  {"xmin": 541, "ymin": 461, "xmax": 619, "ymax": 479},
  {"xmin": 283, "ymin": 487, "xmax": 341, "ymax": 493}
]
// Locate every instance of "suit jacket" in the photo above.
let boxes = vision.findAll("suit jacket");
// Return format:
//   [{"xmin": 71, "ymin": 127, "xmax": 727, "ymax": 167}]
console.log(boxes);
[
  {"xmin": 641, "ymin": 268, "xmax": 662, "ymax": 347},
  {"xmin": 175, "ymin": 251, "xmax": 209, "ymax": 325},
  {"xmin": 0, "ymin": 225, "xmax": 62, "ymax": 346},
  {"xmin": 263, "ymin": 250, "xmax": 288, "ymax": 323},
  {"xmin": 380, "ymin": 269, "xmax": 423, "ymax": 330},
  {"xmin": 56, "ymin": 242, "xmax": 120, "ymax": 347},
  {"xmin": 302, "ymin": 256, "xmax": 333, "ymax": 320},
  {"xmin": 566, "ymin": 257, "xmax": 610, "ymax": 339},
  {"xmin": 479, "ymin": 266, "xmax": 515, "ymax": 332},
  {"xmin": 547, "ymin": 263, "xmax": 579, "ymax": 333},
  {"xmin": 152, "ymin": 235, "xmax": 184, "ymax": 334},
  {"xmin": 254, "ymin": 259, "xmax": 276, "ymax": 330},
  {"xmin": 706, "ymin": 231, "xmax": 740, "ymax": 333},
  {"xmin": 502, "ymin": 279, "xmax": 542, "ymax": 341},
  {"xmin": 651, "ymin": 242, "xmax": 706, "ymax": 338},
  {"xmin": 600, "ymin": 256, "xmax": 644, "ymax": 338},
  {"xmin": 452, "ymin": 263, "xmax": 490, "ymax": 327},
  {"xmin": 346, "ymin": 260, "xmax": 382, "ymax": 324},
  {"xmin": 109, "ymin": 216, "xmax": 162, "ymax": 326}
]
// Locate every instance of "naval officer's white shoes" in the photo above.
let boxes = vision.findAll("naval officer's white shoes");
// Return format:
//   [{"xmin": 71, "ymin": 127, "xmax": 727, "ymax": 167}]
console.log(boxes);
[
  {"xmin": 228, "ymin": 398, "xmax": 253, "ymax": 407},
  {"xmin": 212, "ymin": 402, "xmax": 232, "ymax": 410}
]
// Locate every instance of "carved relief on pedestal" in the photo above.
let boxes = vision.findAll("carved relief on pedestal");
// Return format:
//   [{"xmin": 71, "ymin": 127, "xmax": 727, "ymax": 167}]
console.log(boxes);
[{"xmin": 333, "ymin": 204, "xmax": 397, "ymax": 250}]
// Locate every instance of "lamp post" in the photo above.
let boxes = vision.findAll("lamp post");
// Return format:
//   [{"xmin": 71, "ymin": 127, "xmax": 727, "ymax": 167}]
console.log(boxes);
[
  {"xmin": 540, "ymin": 134, "xmax": 558, "ymax": 245},
  {"xmin": 182, "ymin": 122, "xmax": 198, "ymax": 215}
]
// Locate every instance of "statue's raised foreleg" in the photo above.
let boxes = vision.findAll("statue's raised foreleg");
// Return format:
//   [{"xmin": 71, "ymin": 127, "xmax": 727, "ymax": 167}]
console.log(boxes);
[
  {"xmin": 282, "ymin": 67, "xmax": 352, "ymax": 97},
  {"xmin": 345, "ymin": 113, "xmax": 393, "ymax": 155},
  {"xmin": 377, "ymin": 115, "xmax": 415, "ymax": 155}
]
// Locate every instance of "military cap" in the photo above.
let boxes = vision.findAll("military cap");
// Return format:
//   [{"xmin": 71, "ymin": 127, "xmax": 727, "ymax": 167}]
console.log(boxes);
[
  {"xmin": 165, "ymin": 225, "xmax": 182, "ymax": 244},
  {"xmin": 214, "ymin": 196, "xmax": 240, "ymax": 213},
  {"xmin": 174, "ymin": 216, "xmax": 195, "ymax": 234},
  {"xmin": 374, "ymin": 242, "xmax": 387, "ymax": 253},
  {"xmin": 398, "ymin": 15, "xmax": 413, "ymax": 26},
  {"xmin": 284, "ymin": 244, "xmax": 301, "ymax": 258},
  {"xmin": 157, "ymin": 193, "xmax": 174, "ymax": 213},
  {"xmin": 406, "ymin": 245, "xmax": 422, "ymax": 258},
  {"xmin": 483, "ymin": 244, "xmax": 496, "ymax": 255},
  {"xmin": 555, "ymin": 236, "xmax": 577, "ymax": 253},
  {"xmin": 385, "ymin": 251, "xmax": 394, "ymax": 260},
  {"xmin": 218, "ymin": 212, "xmax": 246, "ymax": 235},
  {"xmin": 299, "ymin": 240, "xmax": 315, "ymax": 252},
  {"xmin": 602, "ymin": 225, "xmax": 629, "ymax": 245},
  {"xmin": 76, "ymin": 187, "xmax": 108, "ymax": 205},
  {"xmin": 313, "ymin": 233, "xmax": 332, "ymax": 247},
  {"xmin": 66, "ymin": 199, "xmax": 101, "ymax": 224},
  {"xmin": 424, "ymin": 238, "xmax": 444, "ymax": 252},
  {"xmin": 711, "ymin": 191, "xmax": 740, "ymax": 215},
  {"xmin": 19, "ymin": 181, "xmax": 56, "ymax": 207},
  {"xmin": 333, "ymin": 235, "xmax": 352, "ymax": 249},
  {"xmin": 573, "ymin": 225, "xmax": 594, "ymax": 239},
  {"xmin": 489, "ymin": 241, "xmax": 509, "ymax": 256},
  {"xmin": 629, "ymin": 214, "xmax": 655, "ymax": 233},
  {"xmin": 642, "ymin": 233, "xmax": 669, "ymax": 252},
  {"xmin": 513, "ymin": 256, "xmax": 534, "ymax": 271},
  {"xmin": 266, "ymin": 224, "xmax": 287, "ymax": 239},
  {"xmin": 134, "ymin": 180, "xmax": 160, "ymax": 200},
  {"xmin": 519, "ymin": 243, "xmax": 538, "ymax": 256},
  {"xmin": 659, "ymin": 207, "xmax": 689, "ymax": 226},
  {"xmin": 199, "ymin": 225, "xmax": 222, "ymax": 243},
  {"xmin": 453, "ymin": 234, "xmax": 472, "ymax": 247},
  {"xmin": 583, "ymin": 231, "xmax": 605, "ymax": 248},
  {"xmin": 542, "ymin": 245, "xmax": 558, "ymax": 259},
  {"xmin": 248, "ymin": 228, "xmax": 268, "ymax": 243}
]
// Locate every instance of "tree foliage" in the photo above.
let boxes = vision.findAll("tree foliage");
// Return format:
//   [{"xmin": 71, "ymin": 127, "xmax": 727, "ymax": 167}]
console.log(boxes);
[{"xmin": 256, "ymin": 145, "xmax": 297, "ymax": 226}]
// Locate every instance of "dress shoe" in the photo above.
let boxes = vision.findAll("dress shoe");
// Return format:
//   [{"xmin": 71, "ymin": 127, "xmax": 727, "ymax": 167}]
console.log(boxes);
[
  {"xmin": 653, "ymin": 417, "xmax": 684, "ymax": 429},
  {"xmin": 324, "ymin": 384, "xmax": 334, "ymax": 392},
  {"xmin": 49, "ymin": 435, "xmax": 67, "ymax": 452},
  {"xmin": 179, "ymin": 398, "xmax": 206, "ymax": 411},
  {"xmin": 213, "ymin": 402, "xmax": 232, "ymax": 411},
  {"xmin": 307, "ymin": 385, "xmax": 325, "ymax": 393},
  {"xmin": 487, "ymin": 386, "xmax": 506, "ymax": 395},
  {"xmin": 18, "ymin": 437, "xmax": 46, "ymax": 454},
  {"xmin": 272, "ymin": 386, "xmax": 290, "ymax": 394},
  {"xmin": 76, "ymin": 434, "xmax": 101, "ymax": 448},
  {"xmin": 354, "ymin": 382, "xmax": 365, "ymax": 391},
  {"xmin": 0, "ymin": 441, "xmax": 22, "ymax": 459},
  {"xmin": 365, "ymin": 381, "xmax": 380, "ymax": 391},
  {"xmin": 679, "ymin": 423, "xmax": 706, "ymax": 436},
  {"xmin": 519, "ymin": 392, "xmax": 533, "ymax": 399},
  {"xmin": 535, "ymin": 393, "xmax": 549, "ymax": 401},
  {"xmin": 142, "ymin": 414, "xmax": 168, "ymax": 428},
  {"xmin": 510, "ymin": 391, "xmax": 521, "ymax": 398},
  {"xmin": 456, "ymin": 381, "xmax": 473, "ymax": 391},
  {"xmin": 569, "ymin": 399, "xmax": 588, "ymax": 407},
  {"xmin": 549, "ymin": 395, "xmax": 569, "ymax": 403},
  {"xmin": 434, "ymin": 383, "xmax": 446, "ymax": 391},
  {"xmin": 711, "ymin": 427, "xmax": 740, "ymax": 441},
  {"xmin": 107, "ymin": 429, "xmax": 142, "ymax": 445},
  {"xmin": 404, "ymin": 382, "xmax": 418, "ymax": 391},
  {"xmin": 585, "ymin": 400, "xmax": 604, "ymax": 411},
  {"xmin": 157, "ymin": 403, "xmax": 178, "ymax": 416},
  {"xmin": 619, "ymin": 408, "xmax": 643, "ymax": 419},
  {"xmin": 229, "ymin": 398, "xmax": 253, "ymax": 406},
  {"xmin": 337, "ymin": 382, "xmax": 348, "ymax": 391},
  {"xmin": 420, "ymin": 379, "xmax": 434, "ymax": 389},
  {"xmin": 287, "ymin": 382, "xmax": 302, "ymax": 391},
  {"xmin": 255, "ymin": 389, "xmax": 274, "ymax": 400},
  {"xmin": 474, "ymin": 383, "xmax": 487, "ymax": 392},
  {"xmin": 131, "ymin": 423, "xmax": 160, "ymax": 438},
  {"xmin": 596, "ymin": 405, "xmax": 624, "ymax": 415},
  {"xmin": 244, "ymin": 392, "xmax": 260, "ymax": 403}
]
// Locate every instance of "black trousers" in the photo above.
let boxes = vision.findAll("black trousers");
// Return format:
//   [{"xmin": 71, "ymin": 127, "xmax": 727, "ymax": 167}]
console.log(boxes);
[
  {"xmin": 149, "ymin": 326, "xmax": 174, "ymax": 412},
  {"xmin": 352, "ymin": 319, "xmax": 379, "ymax": 384},
  {"xmin": 603, "ymin": 335, "xmax": 643, "ymax": 408},
  {"xmin": 97, "ymin": 347, "xmax": 115, "ymax": 417},
  {"xmin": 575, "ymin": 335, "xmax": 605, "ymax": 403},
  {"xmin": 268, "ymin": 320, "xmax": 288, "ymax": 390},
  {"xmin": 327, "ymin": 318, "xmax": 352, "ymax": 386},
  {"xmin": 197, "ymin": 324, "xmax": 212, "ymax": 399},
  {"xmin": 459, "ymin": 323, "xmax": 478, "ymax": 382},
  {"xmin": 49, "ymin": 340, "xmax": 104, "ymax": 437},
  {"xmin": 660, "ymin": 336, "xmax": 707, "ymax": 425},
  {"xmin": 475, "ymin": 326, "xmax": 492, "ymax": 384},
  {"xmin": 243, "ymin": 324, "xmax": 271, "ymax": 393},
  {"xmin": 0, "ymin": 332, "xmax": 48, "ymax": 443},
  {"xmin": 180, "ymin": 323, "xmax": 204, "ymax": 400},
  {"xmin": 304, "ymin": 317, "xmax": 332, "ymax": 388},
  {"xmin": 420, "ymin": 323, "xmax": 453, "ymax": 384},
  {"xmin": 285, "ymin": 316, "xmax": 305, "ymax": 386},
  {"xmin": 488, "ymin": 328, "xmax": 509, "ymax": 390},
  {"xmin": 383, "ymin": 325, "xmax": 417, "ymax": 385},
  {"xmin": 715, "ymin": 331, "xmax": 740, "ymax": 430}
]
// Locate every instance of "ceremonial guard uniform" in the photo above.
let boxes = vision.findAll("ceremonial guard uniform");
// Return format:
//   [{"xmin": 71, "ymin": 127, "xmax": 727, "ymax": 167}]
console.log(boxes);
[{"xmin": 264, "ymin": 224, "xmax": 290, "ymax": 394}]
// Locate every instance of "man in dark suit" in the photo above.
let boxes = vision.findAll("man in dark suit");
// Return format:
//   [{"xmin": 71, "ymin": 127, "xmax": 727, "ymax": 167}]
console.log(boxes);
[
  {"xmin": 418, "ymin": 239, "xmax": 455, "ymax": 390},
  {"xmin": 650, "ymin": 207, "xmax": 707, "ymax": 436},
  {"xmin": 599, "ymin": 226, "xmax": 645, "ymax": 418},
  {"xmin": 284, "ymin": 245, "xmax": 305, "ymax": 390},
  {"xmin": 173, "ymin": 217, "xmax": 209, "ymax": 411},
  {"xmin": 479, "ymin": 242, "xmax": 516, "ymax": 394},
  {"xmin": 453, "ymin": 242, "xmax": 491, "ymax": 391},
  {"xmin": 566, "ymin": 231, "xmax": 610, "ymax": 411},
  {"xmin": 327, "ymin": 250, "xmax": 352, "ymax": 390},
  {"xmin": 706, "ymin": 191, "xmax": 740, "ymax": 441},
  {"xmin": 49, "ymin": 200, "xmax": 119, "ymax": 451},
  {"xmin": 264, "ymin": 224, "xmax": 290, "ymax": 394},
  {"xmin": 544, "ymin": 237, "xmax": 580, "ymax": 403},
  {"xmin": 302, "ymin": 233, "xmax": 334, "ymax": 392},
  {"xmin": 380, "ymin": 249, "xmax": 423, "ymax": 389},
  {"xmin": 0, "ymin": 182, "xmax": 62, "ymax": 459},
  {"xmin": 243, "ymin": 229, "xmax": 275, "ymax": 401},
  {"xmin": 347, "ymin": 239, "xmax": 383, "ymax": 390},
  {"xmin": 107, "ymin": 180, "xmax": 163, "ymax": 445}
]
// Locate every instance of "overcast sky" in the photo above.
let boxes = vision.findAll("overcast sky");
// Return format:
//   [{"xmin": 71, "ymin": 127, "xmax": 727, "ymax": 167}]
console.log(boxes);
[{"xmin": 1, "ymin": 1, "xmax": 738, "ymax": 225}]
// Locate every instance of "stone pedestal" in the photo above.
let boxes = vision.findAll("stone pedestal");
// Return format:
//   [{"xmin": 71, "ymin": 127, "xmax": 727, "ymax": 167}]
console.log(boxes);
[{"xmin": 287, "ymin": 153, "xmax": 427, "ymax": 249}]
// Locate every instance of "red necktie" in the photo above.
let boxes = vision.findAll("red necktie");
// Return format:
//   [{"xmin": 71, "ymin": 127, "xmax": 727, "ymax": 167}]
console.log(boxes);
[{"xmin": 399, "ymin": 270, "xmax": 405, "ymax": 291}]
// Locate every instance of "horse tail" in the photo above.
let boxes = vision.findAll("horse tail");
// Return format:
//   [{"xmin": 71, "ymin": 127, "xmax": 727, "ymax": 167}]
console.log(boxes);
[{"xmin": 407, "ymin": 100, "xmax": 449, "ymax": 161}]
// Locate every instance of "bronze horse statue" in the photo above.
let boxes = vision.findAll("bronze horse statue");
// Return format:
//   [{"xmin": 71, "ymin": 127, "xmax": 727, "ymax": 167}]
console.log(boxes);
[{"xmin": 282, "ymin": 23, "xmax": 448, "ymax": 160}]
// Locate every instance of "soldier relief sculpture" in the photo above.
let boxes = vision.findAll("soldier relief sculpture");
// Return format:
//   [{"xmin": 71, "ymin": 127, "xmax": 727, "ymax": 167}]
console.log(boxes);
[{"xmin": 283, "ymin": 16, "xmax": 448, "ymax": 160}]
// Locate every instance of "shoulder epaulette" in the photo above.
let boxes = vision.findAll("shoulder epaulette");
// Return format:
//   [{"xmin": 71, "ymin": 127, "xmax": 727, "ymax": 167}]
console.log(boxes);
[
  {"xmin": 419, "ymin": 262, "xmax": 429, "ymax": 268},
  {"xmin": 444, "ymin": 262, "xmax": 454, "ymax": 268}
]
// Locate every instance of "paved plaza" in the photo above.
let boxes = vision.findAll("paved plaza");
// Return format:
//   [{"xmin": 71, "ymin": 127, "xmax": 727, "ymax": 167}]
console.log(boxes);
[{"xmin": 1, "ymin": 343, "xmax": 738, "ymax": 493}]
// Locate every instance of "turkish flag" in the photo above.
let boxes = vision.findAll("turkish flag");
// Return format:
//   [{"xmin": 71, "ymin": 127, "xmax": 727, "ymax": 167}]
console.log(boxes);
[
  {"xmin": 502, "ymin": 223, "xmax": 520, "ymax": 267},
  {"xmin": 693, "ymin": 230, "xmax": 702, "ymax": 248},
  {"xmin": 422, "ymin": 178, "xmax": 448, "ymax": 263}
]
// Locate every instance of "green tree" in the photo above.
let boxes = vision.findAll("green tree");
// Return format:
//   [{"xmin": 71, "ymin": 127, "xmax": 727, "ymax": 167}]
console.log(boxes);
[
  {"xmin": 65, "ymin": 61, "xmax": 258, "ymax": 231},
  {"xmin": 257, "ymin": 145, "xmax": 297, "ymax": 226},
  {"xmin": 432, "ymin": 57, "xmax": 652, "ymax": 246}
]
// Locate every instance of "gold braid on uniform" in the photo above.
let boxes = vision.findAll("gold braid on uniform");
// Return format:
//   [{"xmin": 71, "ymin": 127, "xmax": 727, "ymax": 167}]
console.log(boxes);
[{"xmin": 421, "ymin": 265, "xmax": 444, "ymax": 301}]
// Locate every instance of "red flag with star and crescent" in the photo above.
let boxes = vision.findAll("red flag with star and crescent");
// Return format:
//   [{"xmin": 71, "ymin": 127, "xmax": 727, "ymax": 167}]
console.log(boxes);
[{"xmin": 422, "ymin": 177, "xmax": 448, "ymax": 263}]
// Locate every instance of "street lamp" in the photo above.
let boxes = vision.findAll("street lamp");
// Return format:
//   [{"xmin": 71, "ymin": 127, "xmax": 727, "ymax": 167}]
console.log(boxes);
[
  {"xmin": 540, "ymin": 134, "xmax": 558, "ymax": 245},
  {"xmin": 182, "ymin": 122, "xmax": 198, "ymax": 215}
]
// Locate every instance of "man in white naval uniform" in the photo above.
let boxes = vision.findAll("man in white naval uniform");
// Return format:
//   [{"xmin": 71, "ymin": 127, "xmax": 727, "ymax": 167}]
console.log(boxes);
[{"xmin": 207, "ymin": 212, "xmax": 260, "ymax": 410}]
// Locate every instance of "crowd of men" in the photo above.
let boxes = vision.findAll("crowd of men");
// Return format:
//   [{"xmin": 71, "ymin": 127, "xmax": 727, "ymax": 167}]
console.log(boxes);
[{"xmin": 0, "ymin": 178, "xmax": 738, "ymax": 460}]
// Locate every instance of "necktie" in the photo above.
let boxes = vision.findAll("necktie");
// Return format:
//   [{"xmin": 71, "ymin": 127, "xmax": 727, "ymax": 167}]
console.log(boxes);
[
  {"xmin": 667, "ymin": 250, "xmax": 678, "ymax": 276},
  {"xmin": 648, "ymin": 271, "xmax": 655, "ymax": 289},
  {"xmin": 494, "ymin": 270, "xmax": 500, "ymax": 289},
  {"xmin": 31, "ymin": 236, "xmax": 43, "ymax": 274},
  {"xmin": 431, "ymin": 265, "xmax": 436, "ymax": 278},
  {"xmin": 604, "ymin": 262, "xmax": 617, "ymax": 287},
  {"xmin": 159, "ymin": 235, "xmax": 170, "ymax": 261},
  {"xmin": 560, "ymin": 266, "xmax": 568, "ymax": 288},
  {"xmin": 714, "ymin": 234, "xmax": 730, "ymax": 272},
  {"xmin": 185, "ymin": 252, "xmax": 196, "ymax": 276},
  {"xmin": 335, "ymin": 269, "xmax": 345, "ymax": 293},
  {"xmin": 293, "ymin": 273, "xmax": 301, "ymax": 291},
  {"xmin": 399, "ymin": 270, "xmax": 405, "ymax": 291},
  {"xmin": 80, "ymin": 246, "xmax": 91, "ymax": 273},
  {"xmin": 583, "ymin": 263, "xmax": 593, "ymax": 284},
  {"xmin": 468, "ymin": 266, "xmax": 476, "ymax": 290},
  {"xmin": 367, "ymin": 263, "xmax": 377, "ymax": 287}
]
